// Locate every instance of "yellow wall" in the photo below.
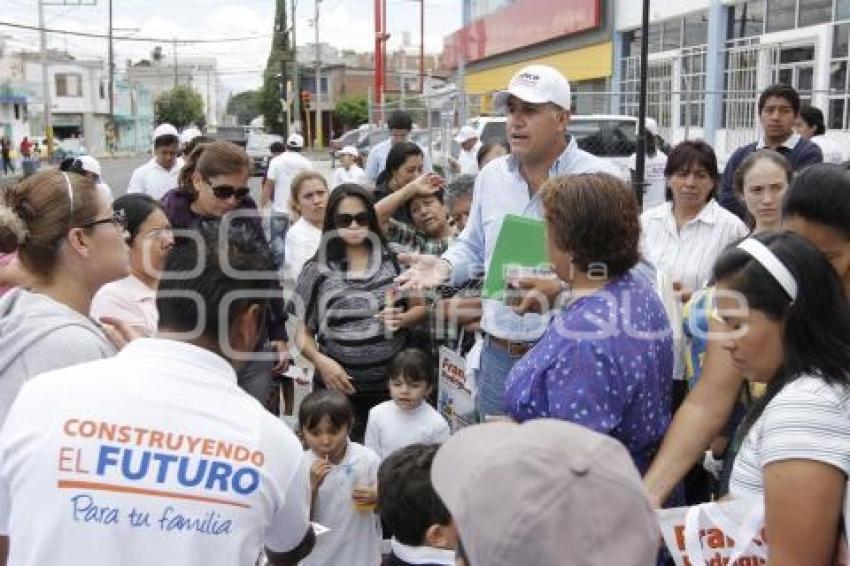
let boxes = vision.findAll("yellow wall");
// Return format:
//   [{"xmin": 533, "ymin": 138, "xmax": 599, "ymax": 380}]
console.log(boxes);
[{"xmin": 466, "ymin": 41, "xmax": 613, "ymax": 107}]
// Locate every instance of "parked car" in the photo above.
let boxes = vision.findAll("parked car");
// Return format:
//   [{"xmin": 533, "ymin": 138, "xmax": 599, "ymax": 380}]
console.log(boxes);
[
  {"xmin": 466, "ymin": 114, "xmax": 639, "ymax": 179},
  {"xmin": 246, "ymin": 132, "xmax": 284, "ymax": 177}
]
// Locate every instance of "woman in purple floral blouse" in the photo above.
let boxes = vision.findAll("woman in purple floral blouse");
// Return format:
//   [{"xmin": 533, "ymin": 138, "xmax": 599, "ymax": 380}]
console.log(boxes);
[{"xmin": 504, "ymin": 173, "xmax": 674, "ymax": 473}]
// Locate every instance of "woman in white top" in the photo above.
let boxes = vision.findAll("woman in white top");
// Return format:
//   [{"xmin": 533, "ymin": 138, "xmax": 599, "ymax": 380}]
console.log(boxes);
[
  {"xmin": 91, "ymin": 194, "xmax": 174, "ymax": 336},
  {"xmin": 331, "ymin": 146, "xmax": 366, "ymax": 189},
  {"xmin": 640, "ymin": 140, "xmax": 748, "ymax": 301},
  {"xmin": 713, "ymin": 230, "xmax": 850, "ymax": 565},
  {"xmin": 283, "ymin": 171, "xmax": 329, "ymax": 281},
  {"xmin": 796, "ymin": 106, "xmax": 846, "ymax": 164}
]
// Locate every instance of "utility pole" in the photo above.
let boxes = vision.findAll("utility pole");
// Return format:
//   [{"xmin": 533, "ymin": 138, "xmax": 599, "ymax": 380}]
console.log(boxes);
[
  {"xmin": 458, "ymin": 0, "xmax": 471, "ymax": 123},
  {"xmin": 291, "ymin": 0, "xmax": 300, "ymax": 133},
  {"xmin": 634, "ymin": 0, "xmax": 650, "ymax": 208},
  {"xmin": 38, "ymin": 0, "xmax": 53, "ymax": 158},
  {"xmin": 173, "ymin": 38, "xmax": 178, "ymax": 88},
  {"xmin": 314, "ymin": 0, "xmax": 322, "ymax": 148},
  {"xmin": 107, "ymin": 0, "xmax": 114, "ymax": 152}
]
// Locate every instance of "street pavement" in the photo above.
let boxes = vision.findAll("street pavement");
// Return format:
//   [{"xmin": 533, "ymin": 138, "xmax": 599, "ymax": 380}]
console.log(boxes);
[{"xmin": 1, "ymin": 150, "xmax": 335, "ymax": 202}]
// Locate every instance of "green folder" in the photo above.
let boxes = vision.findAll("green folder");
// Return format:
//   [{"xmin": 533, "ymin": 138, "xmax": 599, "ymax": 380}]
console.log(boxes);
[{"xmin": 481, "ymin": 214, "xmax": 550, "ymax": 299}]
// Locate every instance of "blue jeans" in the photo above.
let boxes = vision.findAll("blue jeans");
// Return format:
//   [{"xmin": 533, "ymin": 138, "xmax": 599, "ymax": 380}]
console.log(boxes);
[{"xmin": 476, "ymin": 338, "xmax": 519, "ymax": 418}]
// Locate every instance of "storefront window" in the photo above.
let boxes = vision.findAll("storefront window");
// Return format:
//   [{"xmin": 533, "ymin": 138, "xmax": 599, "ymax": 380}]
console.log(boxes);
[
  {"xmin": 838, "ymin": 0, "xmax": 850, "ymax": 21},
  {"xmin": 798, "ymin": 0, "xmax": 832, "ymax": 27},
  {"xmin": 683, "ymin": 12, "xmax": 708, "ymax": 47},
  {"xmin": 663, "ymin": 19, "xmax": 682, "ymax": 51},
  {"xmin": 766, "ymin": 0, "xmax": 796, "ymax": 32},
  {"xmin": 731, "ymin": 1, "xmax": 765, "ymax": 38}
]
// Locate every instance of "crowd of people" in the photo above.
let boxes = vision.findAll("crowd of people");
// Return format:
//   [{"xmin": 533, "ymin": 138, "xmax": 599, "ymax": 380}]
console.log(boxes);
[{"xmin": 0, "ymin": 60, "xmax": 847, "ymax": 566}]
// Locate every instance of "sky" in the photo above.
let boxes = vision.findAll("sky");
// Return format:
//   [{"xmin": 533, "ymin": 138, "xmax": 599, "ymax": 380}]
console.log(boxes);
[{"xmin": 0, "ymin": 0, "xmax": 462, "ymax": 95}]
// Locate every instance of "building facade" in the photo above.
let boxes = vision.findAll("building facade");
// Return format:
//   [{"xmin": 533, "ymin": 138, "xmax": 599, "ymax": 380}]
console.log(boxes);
[
  {"xmin": 442, "ymin": 0, "xmax": 615, "ymax": 115},
  {"xmin": 614, "ymin": 0, "xmax": 850, "ymax": 155},
  {"xmin": 128, "ymin": 53, "xmax": 224, "ymax": 129}
]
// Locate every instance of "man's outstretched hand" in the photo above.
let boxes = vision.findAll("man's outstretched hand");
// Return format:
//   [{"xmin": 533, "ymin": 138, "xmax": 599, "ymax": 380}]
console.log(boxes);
[{"xmin": 395, "ymin": 253, "xmax": 452, "ymax": 291}]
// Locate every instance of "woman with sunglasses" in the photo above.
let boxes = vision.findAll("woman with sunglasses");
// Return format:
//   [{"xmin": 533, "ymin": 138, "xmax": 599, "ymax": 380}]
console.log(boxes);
[
  {"xmin": 292, "ymin": 184, "xmax": 427, "ymax": 442},
  {"xmin": 0, "ymin": 170, "xmax": 129, "ymax": 424},
  {"xmin": 91, "ymin": 194, "xmax": 174, "ymax": 337},
  {"xmin": 160, "ymin": 140, "xmax": 291, "ymax": 406}
]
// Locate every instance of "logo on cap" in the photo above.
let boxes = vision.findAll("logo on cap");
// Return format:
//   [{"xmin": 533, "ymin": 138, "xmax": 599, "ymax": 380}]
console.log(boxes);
[{"xmin": 514, "ymin": 72, "xmax": 540, "ymax": 89}]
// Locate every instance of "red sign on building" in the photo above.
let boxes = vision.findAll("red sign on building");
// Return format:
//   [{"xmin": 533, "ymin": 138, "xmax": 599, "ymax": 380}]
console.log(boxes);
[{"xmin": 442, "ymin": 0, "xmax": 601, "ymax": 69}]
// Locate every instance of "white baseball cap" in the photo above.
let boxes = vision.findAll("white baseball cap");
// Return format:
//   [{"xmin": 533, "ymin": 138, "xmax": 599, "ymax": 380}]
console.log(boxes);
[
  {"xmin": 76, "ymin": 155, "xmax": 101, "ymax": 177},
  {"xmin": 493, "ymin": 64, "xmax": 571, "ymax": 112},
  {"xmin": 180, "ymin": 127, "xmax": 202, "ymax": 145},
  {"xmin": 153, "ymin": 123, "xmax": 179, "ymax": 140},
  {"xmin": 644, "ymin": 117, "xmax": 659, "ymax": 137},
  {"xmin": 337, "ymin": 145, "xmax": 358, "ymax": 157},
  {"xmin": 455, "ymin": 125, "xmax": 479, "ymax": 144},
  {"xmin": 287, "ymin": 133, "xmax": 305, "ymax": 148}
]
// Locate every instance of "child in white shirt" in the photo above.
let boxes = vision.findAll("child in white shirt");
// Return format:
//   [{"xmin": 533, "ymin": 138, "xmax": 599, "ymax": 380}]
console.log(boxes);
[
  {"xmin": 299, "ymin": 390, "xmax": 382, "ymax": 566},
  {"xmin": 365, "ymin": 348, "xmax": 450, "ymax": 461}
]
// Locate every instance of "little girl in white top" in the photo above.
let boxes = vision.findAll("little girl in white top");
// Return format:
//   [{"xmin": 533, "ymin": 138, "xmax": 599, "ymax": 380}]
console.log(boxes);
[{"xmin": 365, "ymin": 348, "xmax": 450, "ymax": 461}]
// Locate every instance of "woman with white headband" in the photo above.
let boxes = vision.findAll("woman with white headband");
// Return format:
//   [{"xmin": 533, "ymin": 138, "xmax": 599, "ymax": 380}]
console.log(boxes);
[
  {"xmin": 712, "ymin": 231, "xmax": 850, "ymax": 564},
  {"xmin": 0, "ymin": 170, "xmax": 129, "ymax": 424}
]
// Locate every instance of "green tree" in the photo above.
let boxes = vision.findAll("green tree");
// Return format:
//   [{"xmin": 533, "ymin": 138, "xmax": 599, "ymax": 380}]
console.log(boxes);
[
  {"xmin": 335, "ymin": 96, "xmax": 368, "ymax": 129},
  {"xmin": 154, "ymin": 86, "xmax": 205, "ymax": 129},
  {"xmin": 226, "ymin": 90, "xmax": 263, "ymax": 125},
  {"xmin": 259, "ymin": 0, "xmax": 290, "ymax": 135}
]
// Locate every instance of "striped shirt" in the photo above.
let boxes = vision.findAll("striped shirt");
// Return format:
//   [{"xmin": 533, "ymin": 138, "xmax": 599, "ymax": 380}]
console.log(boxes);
[
  {"xmin": 640, "ymin": 199, "xmax": 748, "ymax": 293},
  {"xmin": 729, "ymin": 374, "xmax": 850, "ymax": 498},
  {"xmin": 292, "ymin": 254, "xmax": 407, "ymax": 391}
]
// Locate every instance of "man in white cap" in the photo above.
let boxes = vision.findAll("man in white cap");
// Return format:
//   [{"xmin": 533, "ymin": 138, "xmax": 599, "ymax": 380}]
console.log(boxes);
[
  {"xmin": 449, "ymin": 125, "xmax": 481, "ymax": 176},
  {"xmin": 431, "ymin": 420, "xmax": 659, "ymax": 566},
  {"xmin": 127, "ymin": 123, "xmax": 183, "ymax": 200},
  {"xmin": 397, "ymin": 64, "xmax": 619, "ymax": 419},
  {"xmin": 74, "ymin": 155, "xmax": 113, "ymax": 204},
  {"xmin": 262, "ymin": 132, "xmax": 314, "ymax": 268},
  {"xmin": 331, "ymin": 146, "xmax": 366, "ymax": 189}
]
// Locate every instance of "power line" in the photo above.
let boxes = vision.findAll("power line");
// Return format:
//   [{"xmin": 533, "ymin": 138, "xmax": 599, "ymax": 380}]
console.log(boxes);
[{"xmin": 0, "ymin": 20, "xmax": 269, "ymax": 42}]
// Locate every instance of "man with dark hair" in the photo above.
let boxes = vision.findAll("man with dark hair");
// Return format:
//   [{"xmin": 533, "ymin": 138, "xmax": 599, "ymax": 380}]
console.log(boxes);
[
  {"xmin": 378, "ymin": 444, "xmax": 456, "ymax": 566},
  {"xmin": 0, "ymin": 222, "xmax": 315, "ymax": 566},
  {"xmin": 127, "ymin": 123, "xmax": 184, "ymax": 200},
  {"xmin": 365, "ymin": 109, "xmax": 433, "ymax": 182},
  {"xmin": 719, "ymin": 84, "xmax": 822, "ymax": 217}
]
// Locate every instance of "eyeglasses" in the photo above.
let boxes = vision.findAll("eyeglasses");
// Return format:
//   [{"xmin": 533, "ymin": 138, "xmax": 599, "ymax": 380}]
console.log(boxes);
[
  {"xmin": 80, "ymin": 210, "xmax": 128, "ymax": 232},
  {"xmin": 211, "ymin": 184, "xmax": 251, "ymax": 200},
  {"xmin": 333, "ymin": 212, "xmax": 369, "ymax": 229}
]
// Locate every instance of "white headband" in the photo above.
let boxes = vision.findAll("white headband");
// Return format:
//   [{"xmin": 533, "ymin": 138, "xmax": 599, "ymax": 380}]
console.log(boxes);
[
  {"xmin": 737, "ymin": 238, "xmax": 797, "ymax": 301},
  {"xmin": 61, "ymin": 172, "xmax": 74, "ymax": 213}
]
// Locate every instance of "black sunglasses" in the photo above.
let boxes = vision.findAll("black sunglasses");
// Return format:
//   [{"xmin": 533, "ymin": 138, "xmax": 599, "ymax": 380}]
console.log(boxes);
[
  {"xmin": 211, "ymin": 184, "xmax": 251, "ymax": 200},
  {"xmin": 80, "ymin": 210, "xmax": 128, "ymax": 232},
  {"xmin": 333, "ymin": 212, "xmax": 370, "ymax": 229}
]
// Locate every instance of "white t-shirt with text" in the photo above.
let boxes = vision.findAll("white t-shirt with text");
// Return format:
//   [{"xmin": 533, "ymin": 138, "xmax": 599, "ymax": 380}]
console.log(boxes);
[{"xmin": 0, "ymin": 338, "xmax": 310, "ymax": 566}]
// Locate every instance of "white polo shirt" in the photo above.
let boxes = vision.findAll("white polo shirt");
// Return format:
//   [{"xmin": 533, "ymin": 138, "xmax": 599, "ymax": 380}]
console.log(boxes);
[
  {"xmin": 267, "ymin": 151, "xmax": 314, "ymax": 214},
  {"xmin": 331, "ymin": 165, "xmax": 367, "ymax": 189},
  {"xmin": 127, "ymin": 158, "xmax": 184, "ymax": 200},
  {"xmin": 364, "ymin": 400, "xmax": 450, "ymax": 461},
  {"xmin": 0, "ymin": 338, "xmax": 310, "ymax": 566}
]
